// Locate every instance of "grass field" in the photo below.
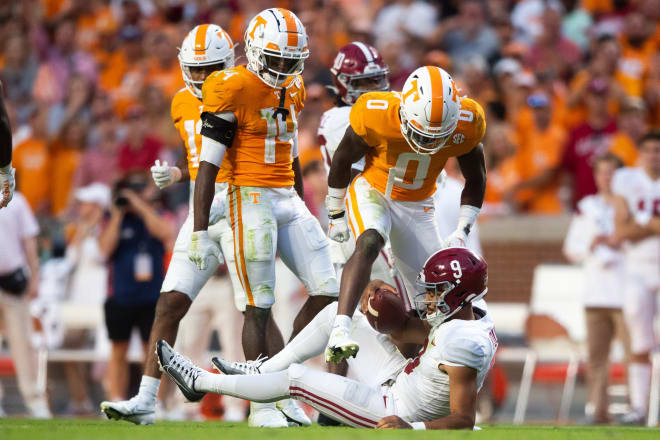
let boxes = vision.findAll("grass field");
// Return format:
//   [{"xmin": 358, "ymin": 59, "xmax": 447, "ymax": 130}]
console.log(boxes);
[{"xmin": 0, "ymin": 419, "xmax": 658, "ymax": 440}]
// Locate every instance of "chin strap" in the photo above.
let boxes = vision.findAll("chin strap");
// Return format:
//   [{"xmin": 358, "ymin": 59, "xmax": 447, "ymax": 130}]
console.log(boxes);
[{"xmin": 273, "ymin": 86, "xmax": 289, "ymax": 120}]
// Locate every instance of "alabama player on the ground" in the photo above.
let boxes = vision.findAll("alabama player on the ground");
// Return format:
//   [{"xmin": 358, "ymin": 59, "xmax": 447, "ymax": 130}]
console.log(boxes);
[
  {"xmin": 101, "ymin": 24, "xmax": 249, "ymax": 425},
  {"xmin": 318, "ymin": 42, "xmax": 406, "ymax": 298},
  {"xmin": 324, "ymin": 66, "xmax": 487, "ymax": 362},
  {"xmin": 157, "ymin": 247, "xmax": 497, "ymax": 430},
  {"xmin": 188, "ymin": 8, "xmax": 338, "ymax": 427},
  {"xmin": 611, "ymin": 130, "xmax": 660, "ymax": 425}
]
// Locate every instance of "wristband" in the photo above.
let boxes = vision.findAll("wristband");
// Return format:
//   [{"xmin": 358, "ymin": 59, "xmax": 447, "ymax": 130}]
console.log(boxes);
[
  {"xmin": 332, "ymin": 314, "xmax": 352, "ymax": 332},
  {"xmin": 328, "ymin": 187, "xmax": 347, "ymax": 199},
  {"xmin": 329, "ymin": 211, "xmax": 345, "ymax": 220},
  {"xmin": 457, "ymin": 205, "xmax": 480, "ymax": 235},
  {"xmin": 411, "ymin": 422, "xmax": 426, "ymax": 430},
  {"xmin": 192, "ymin": 230, "xmax": 210, "ymax": 240}
]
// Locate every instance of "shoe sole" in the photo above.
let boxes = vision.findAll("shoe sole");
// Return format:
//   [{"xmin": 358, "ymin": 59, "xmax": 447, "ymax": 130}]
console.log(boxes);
[
  {"xmin": 155, "ymin": 340, "xmax": 205, "ymax": 403},
  {"xmin": 100, "ymin": 404, "xmax": 154, "ymax": 425}
]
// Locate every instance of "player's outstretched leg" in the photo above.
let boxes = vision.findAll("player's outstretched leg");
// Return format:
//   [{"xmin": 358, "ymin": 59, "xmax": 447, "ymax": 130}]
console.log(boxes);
[{"xmin": 100, "ymin": 291, "xmax": 192, "ymax": 425}]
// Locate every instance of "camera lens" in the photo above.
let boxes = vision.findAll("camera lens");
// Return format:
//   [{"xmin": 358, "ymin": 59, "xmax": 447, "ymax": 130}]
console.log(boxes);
[{"xmin": 115, "ymin": 196, "xmax": 129, "ymax": 207}]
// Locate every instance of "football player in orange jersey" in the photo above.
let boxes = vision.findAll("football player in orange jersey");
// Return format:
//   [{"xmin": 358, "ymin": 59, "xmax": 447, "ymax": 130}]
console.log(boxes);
[
  {"xmin": 188, "ymin": 8, "xmax": 339, "ymax": 427},
  {"xmin": 323, "ymin": 66, "xmax": 487, "ymax": 363},
  {"xmin": 0, "ymin": 80, "xmax": 14, "ymax": 208},
  {"xmin": 101, "ymin": 24, "xmax": 249, "ymax": 425}
]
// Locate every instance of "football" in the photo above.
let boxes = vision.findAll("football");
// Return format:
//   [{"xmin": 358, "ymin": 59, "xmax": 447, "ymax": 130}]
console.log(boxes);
[{"xmin": 365, "ymin": 288, "xmax": 407, "ymax": 334}]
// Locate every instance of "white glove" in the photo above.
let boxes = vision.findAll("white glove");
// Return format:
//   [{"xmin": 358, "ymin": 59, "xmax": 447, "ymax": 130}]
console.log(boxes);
[
  {"xmin": 442, "ymin": 228, "xmax": 468, "ymax": 248},
  {"xmin": 0, "ymin": 164, "xmax": 15, "ymax": 208},
  {"xmin": 325, "ymin": 188, "xmax": 350, "ymax": 243},
  {"xmin": 442, "ymin": 205, "xmax": 480, "ymax": 248},
  {"xmin": 208, "ymin": 192, "xmax": 226, "ymax": 226},
  {"xmin": 150, "ymin": 160, "xmax": 182, "ymax": 189},
  {"xmin": 188, "ymin": 230, "xmax": 221, "ymax": 271},
  {"xmin": 324, "ymin": 315, "xmax": 359, "ymax": 363}
]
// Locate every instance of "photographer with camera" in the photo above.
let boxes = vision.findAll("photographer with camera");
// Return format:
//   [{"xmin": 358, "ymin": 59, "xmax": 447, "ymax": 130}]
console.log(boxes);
[
  {"xmin": 0, "ymin": 191, "xmax": 51, "ymax": 417},
  {"xmin": 99, "ymin": 172, "xmax": 173, "ymax": 400}
]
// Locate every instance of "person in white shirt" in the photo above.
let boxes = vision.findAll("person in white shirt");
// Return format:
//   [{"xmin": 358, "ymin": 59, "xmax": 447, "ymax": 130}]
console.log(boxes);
[
  {"xmin": 611, "ymin": 131, "xmax": 660, "ymax": 424},
  {"xmin": 0, "ymin": 192, "xmax": 51, "ymax": 418},
  {"xmin": 563, "ymin": 154, "xmax": 630, "ymax": 424},
  {"xmin": 0, "ymin": 80, "xmax": 14, "ymax": 209},
  {"xmin": 156, "ymin": 247, "xmax": 497, "ymax": 430}
]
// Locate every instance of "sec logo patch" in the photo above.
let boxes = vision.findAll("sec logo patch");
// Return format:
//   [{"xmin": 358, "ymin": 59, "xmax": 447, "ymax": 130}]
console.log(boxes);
[{"xmin": 452, "ymin": 133, "xmax": 465, "ymax": 144}]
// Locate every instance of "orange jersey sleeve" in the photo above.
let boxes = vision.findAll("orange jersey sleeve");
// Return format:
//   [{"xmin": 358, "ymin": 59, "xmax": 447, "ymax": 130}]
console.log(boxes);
[
  {"xmin": 354, "ymin": 93, "xmax": 486, "ymax": 202},
  {"xmin": 171, "ymin": 88, "xmax": 230, "ymax": 183},
  {"xmin": 201, "ymin": 65, "xmax": 305, "ymax": 188}
]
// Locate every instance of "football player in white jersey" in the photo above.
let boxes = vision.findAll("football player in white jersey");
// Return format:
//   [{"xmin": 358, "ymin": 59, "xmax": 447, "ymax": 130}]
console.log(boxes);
[
  {"xmin": 156, "ymin": 247, "xmax": 498, "ymax": 430},
  {"xmin": 611, "ymin": 131, "xmax": 660, "ymax": 424},
  {"xmin": 318, "ymin": 42, "xmax": 407, "ymax": 299}
]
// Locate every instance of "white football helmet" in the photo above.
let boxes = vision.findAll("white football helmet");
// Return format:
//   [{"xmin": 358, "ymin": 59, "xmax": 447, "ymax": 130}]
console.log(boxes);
[
  {"xmin": 244, "ymin": 8, "xmax": 309, "ymax": 88},
  {"xmin": 179, "ymin": 24, "xmax": 235, "ymax": 98},
  {"xmin": 399, "ymin": 66, "xmax": 461, "ymax": 155}
]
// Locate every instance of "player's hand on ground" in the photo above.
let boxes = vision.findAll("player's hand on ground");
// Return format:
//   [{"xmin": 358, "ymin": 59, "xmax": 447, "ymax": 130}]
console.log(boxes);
[
  {"xmin": 442, "ymin": 228, "xmax": 467, "ymax": 248},
  {"xmin": 188, "ymin": 230, "xmax": 220, "ymax": 270},
  {"xmin": 360, "ymin": 280, "xmax": 397, "ymax": 314},
  {"xmin": 376, "ymin": 415, "xmax": 412, "ymax": 429},
  {"xmin": 0, "ymin": 165, "xmax": 15, "ymax": 208},
  {"xmin": 208, "ymin": 192, "xmax": 226, "ymax": 226},
  {"xmin": 150, "ymin": 160, "xmax": 181, "ymax": 189}
]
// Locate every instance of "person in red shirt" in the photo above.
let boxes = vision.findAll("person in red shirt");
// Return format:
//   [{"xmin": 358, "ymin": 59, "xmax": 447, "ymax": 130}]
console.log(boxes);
[
  {"xmin": 561, "ymin": 78, "xmax": 618, "ymax": 209},
  {"xmin": 118, "ymin": 106, "xmax": 163, "ymax": 173}
]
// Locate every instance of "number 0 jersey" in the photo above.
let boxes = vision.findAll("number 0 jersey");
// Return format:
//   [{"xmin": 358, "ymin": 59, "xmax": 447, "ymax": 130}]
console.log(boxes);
[
  {"xmin": 201, "ymin": 65, "xmax": 306, "ymax": 188},
  {"xmin": 171, "ymin": 87, "xmax": 230, "ymax": 183},
  {"xmin": 350, "ymin": 92, "xmax": 486, "ymax": 202}
]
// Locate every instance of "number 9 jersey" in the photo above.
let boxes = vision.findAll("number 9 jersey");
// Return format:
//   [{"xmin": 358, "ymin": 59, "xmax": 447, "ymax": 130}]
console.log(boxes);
[{"xmin": 351, "ymin": 91, "xmax": 486, "ymax": 201}]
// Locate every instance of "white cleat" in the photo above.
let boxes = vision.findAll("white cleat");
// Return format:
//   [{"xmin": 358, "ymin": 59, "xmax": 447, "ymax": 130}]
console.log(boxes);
[
  {"xmin": 248, "ymin": 402, "xmax": 289, "ymax": 428},
  {"xmin": 100, "ymin": 397, "xmax": 155, "ymax": 425},
  {"xmin": 325, "ymin": 328, "xmax": 359, "ymax": 363},
  {"xmin": 156, "ymin": 340, "xmax": 207, "ymax": 403},
  {"xmin": 27, "ymin": 398, "xmax": 52, "ymax": 419},
  {"xmin": 277, "ymin": 399, "xmax": 311, "ymax": 426},
  {"xmin": 211, "ymin": 355, "xmax": 266, "ymax": 375}
]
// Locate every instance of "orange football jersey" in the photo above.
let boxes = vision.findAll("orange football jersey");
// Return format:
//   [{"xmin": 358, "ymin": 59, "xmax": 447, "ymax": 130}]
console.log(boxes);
[
  {"xmin": 201, "ymin": 65, "xmax": 305, "ymax": 188},
  {"xmin": 171, "ymin": 87, "xmax": 230, "ymax": 183},
  {"xmin": 351, "ymin": 92, "xmax": 486, "ymax": 202}
]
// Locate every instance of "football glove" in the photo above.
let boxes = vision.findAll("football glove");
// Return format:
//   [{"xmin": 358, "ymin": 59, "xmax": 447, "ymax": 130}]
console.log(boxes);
[
  {"xmin": 325, "ymin": 190, "xmax": 350, "ymax": 243},
  {"xmin": 442, "ymin": 229, "xmax": 467, "ymax": 248},
  {"xmin": 324, "ymin": 315, "xmax": 359, "ymax": 363},
  {"xmin": 0, "ymin": 164, "xmax": 15, "ymax": 208},
  {"xmin": 188, "ymin": 230, "xmax": 221, "ymax": 271},
  {"xmin": 150, "ymin": 160, "xmax": 182, "ymax": 189}
]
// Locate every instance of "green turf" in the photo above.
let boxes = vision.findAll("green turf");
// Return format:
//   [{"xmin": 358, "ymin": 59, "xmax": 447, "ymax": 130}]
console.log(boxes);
[{"xmin": 0, "ymin": 419, "xmax": 658, "ymax": 440}]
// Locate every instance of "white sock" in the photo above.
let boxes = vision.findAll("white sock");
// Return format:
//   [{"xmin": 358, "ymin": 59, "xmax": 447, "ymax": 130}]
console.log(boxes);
[
  {"xmin": 628, "ymin": 362, "xmax": 651, "ymax": 414},
  {"xmin": 261, "ymin": 303, "xmax": 335, "ymax": 373},
  {"xmin": 137, "ymin": 376, "xmax": 160, "ymax": 407},
  {"xmin": 197, "ymin": 370, "xmax": 290, "ymax": 403}
]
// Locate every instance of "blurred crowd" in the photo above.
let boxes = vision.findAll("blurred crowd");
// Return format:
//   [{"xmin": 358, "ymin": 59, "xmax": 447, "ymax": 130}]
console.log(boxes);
[{"xmin": 0, "ymin": 0, "xmax": 659, "ymax": 418}]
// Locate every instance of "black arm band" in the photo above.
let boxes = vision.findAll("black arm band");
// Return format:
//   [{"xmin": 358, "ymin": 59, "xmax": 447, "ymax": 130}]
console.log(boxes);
[
  {"xmin": 200, "ymin": 112, "xmax": 237, "ymax": 147},
  {"xmin": 328, "ymin": 211, "xmax": 345, "ymax": 220}
]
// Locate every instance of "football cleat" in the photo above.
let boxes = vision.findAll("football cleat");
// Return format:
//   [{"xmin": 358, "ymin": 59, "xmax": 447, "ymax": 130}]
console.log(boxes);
[
  {"xmin": 325, "ymin": 329, "xmax": 359, "ymax": 363},
  {"xmin": 277, "ymin": 399, "xmax": 312, "ymax": 426},
  {"xmin": 248, "ymin": 402, "xmax": 289, "ymax": 428},
  {"xmin": 156, "ymin": 340, "xmax": 206, "ymax": 403},
  {"xmin": 211, "ymin": 355, "xmax": 266, "ymax": 376},
  {"xmin": 100, "ymin": 397, "xmax": 155, "ymax": 425}
]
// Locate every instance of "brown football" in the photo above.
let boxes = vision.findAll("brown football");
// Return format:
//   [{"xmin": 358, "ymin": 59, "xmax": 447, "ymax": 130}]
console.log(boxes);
[{"xmin": 365, "ymin": 288, "xmax": 407, "ymax": 334}]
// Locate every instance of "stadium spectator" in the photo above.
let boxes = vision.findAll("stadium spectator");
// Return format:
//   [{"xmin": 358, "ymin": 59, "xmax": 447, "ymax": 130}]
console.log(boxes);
[
  {"xmin": 0, "ymin": 191, "xmax": 51, "ymax": 418},
  {"xmin": 117, "ymin": 106, "xmax": 163, "ymax": 173},
  {"xmin": 98, "ymin": 172, "xmax": 173, "ymax": 400},
  {"xmin": 0, "ymin": 34, "xmax": 38, "ymax": 122},
  {"xmin": 0, "ymin": 80, "xmax": 13, "ymax": 209},
  {"xmin": 563, "ymin": 154, "xmax": 630, "ymax": 424}
]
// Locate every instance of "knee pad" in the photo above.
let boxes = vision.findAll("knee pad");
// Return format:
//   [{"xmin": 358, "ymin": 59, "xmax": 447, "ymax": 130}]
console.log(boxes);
[{"xmin": 245, "ymin": 226, "xmax": 275, "ymax": 262}]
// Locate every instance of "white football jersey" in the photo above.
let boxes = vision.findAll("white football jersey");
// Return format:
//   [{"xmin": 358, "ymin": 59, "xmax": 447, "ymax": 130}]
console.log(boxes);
[
  {"xmin": 390, "ymin": 308, "xmax": 498, "ymax": 422},
  {"xmin": 611, "ymin": 167, "xmax": 660, "ymax": 268},
  {"xmin": 318, "ymin": 106, "xmax": 365, "ymax": 174}
]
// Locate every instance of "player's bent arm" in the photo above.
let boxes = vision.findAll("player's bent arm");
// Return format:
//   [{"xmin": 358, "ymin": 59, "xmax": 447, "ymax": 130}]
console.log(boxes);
[
  {"xmin": 327, "ymin": 126, "xmax": 371, "ymax": 191},
  {"xmin": 389, "ymin": 317, "xmax": 428, "ymax": 346},
  {"xmin": 612, "ymin": 194, "xmax": 653, "ymax": 243},
  {"xmin": 423, "ymin": 365, "xmax": 478, "ymax": 430},
  {"xmin": 0, "ymin": 80, "xmax": 11, "ymax": 168},
  {"xmin": 457, "ymin": 143, "xmax": 487, "ymax": 209},
  {"xmin": 193, "ymin": 111, "xmax": 235, "ymax": 231}
]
